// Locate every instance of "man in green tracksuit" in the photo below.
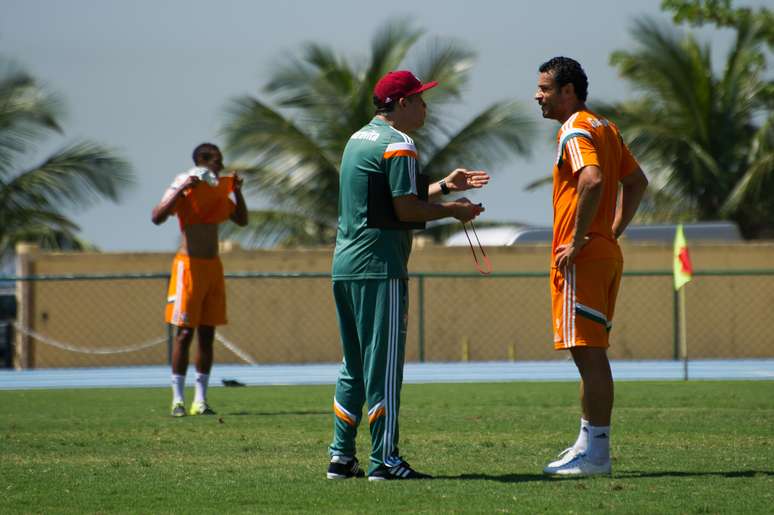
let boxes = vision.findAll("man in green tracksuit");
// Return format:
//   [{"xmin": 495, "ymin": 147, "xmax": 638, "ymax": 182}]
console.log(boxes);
[{"xmin": 327, "ymin": 70, "xmax": 489, "ymax": 481}]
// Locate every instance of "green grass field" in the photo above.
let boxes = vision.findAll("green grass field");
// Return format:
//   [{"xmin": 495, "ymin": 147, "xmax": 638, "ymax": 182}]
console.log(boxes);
[{"xmin": 2, "ymin": 381, "xmax": 773, "ymax": 514}]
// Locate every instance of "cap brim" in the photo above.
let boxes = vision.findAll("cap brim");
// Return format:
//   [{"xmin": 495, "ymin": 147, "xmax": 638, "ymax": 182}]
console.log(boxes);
[{"xmin": 406, "ymin": 81, "xmax": 439, "ymax": 97}]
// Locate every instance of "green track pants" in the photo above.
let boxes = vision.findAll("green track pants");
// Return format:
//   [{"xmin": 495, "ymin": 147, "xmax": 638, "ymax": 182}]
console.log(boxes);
[{"xmin": 329, "ymin": 278, "xmax": 407, "ymax": 472}]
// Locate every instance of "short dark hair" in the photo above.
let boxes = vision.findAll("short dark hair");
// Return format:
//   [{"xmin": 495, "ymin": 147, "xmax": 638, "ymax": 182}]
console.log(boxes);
[
  {"xmin": 192, "ymin": 143, "xmax": 221, "ymax": 165},
  {"xmin": 539, "ymin": 57, "xmax": 588, "ymax": 102},
  {"xmin": 373, "ymin": 95, "xmax": 396, "ymax": 114}
]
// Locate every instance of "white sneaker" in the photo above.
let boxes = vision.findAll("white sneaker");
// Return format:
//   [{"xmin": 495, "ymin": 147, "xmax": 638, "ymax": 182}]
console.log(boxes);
[
  {"xmin": 543, "ymin": 452, "xmax": 611, "ymax": 477},
  {"xmin": 543, "ymin": 447, "xmax": 580, "ymax": 474}
]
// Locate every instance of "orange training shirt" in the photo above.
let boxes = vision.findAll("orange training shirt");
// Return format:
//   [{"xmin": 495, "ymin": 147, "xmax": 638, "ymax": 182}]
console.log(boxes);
[
  {"xmin": 171, "ymin": 175, "xmax": 236, "ymax": 230},
  {"xmin": 551, "ymin": 110, "xmax": 639, "ymax": 262}
]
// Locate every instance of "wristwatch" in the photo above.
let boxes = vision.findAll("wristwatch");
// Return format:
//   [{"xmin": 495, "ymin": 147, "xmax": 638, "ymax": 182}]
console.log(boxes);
[{"xmin": 438, "ymin": 179, "xmax": 450, "ymax": 195}]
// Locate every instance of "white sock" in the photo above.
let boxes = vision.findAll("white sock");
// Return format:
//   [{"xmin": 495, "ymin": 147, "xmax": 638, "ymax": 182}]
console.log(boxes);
[
  {"xmin": 194, "ymin": 373, "xmax": 209, "ymax": 404},
  {"xmin": 331, "ymin": 455, "xmax": 353, "ymax": 464},
  {"xmin": 171, "ymin": 374, "xmax": 186, "ymax": 404},
  {"xmin": 587, "ymin": 425, "xmax": 610, "ymax": 464},
  {"xmin": 572, "ymin": 417, "xmax": 590, "ymax": 453}
]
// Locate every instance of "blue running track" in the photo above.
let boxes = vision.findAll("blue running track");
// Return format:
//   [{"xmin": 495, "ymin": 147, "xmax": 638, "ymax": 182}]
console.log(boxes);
[{"xmin": 1, "ymin": 359, "xmax": 772, "ymax": 390}]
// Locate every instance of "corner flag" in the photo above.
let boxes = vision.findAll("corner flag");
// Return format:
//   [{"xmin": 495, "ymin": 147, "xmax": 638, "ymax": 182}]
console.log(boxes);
[{"xmin": 673, "ymin": 224, "xmax": 693, "ymax": 290}]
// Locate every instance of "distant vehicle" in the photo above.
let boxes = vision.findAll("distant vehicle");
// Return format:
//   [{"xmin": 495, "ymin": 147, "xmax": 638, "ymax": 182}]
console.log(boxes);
[
  {"xmin": 444, "ymin": 222, "xmax": 743, "ymax": 246},
  {"xmin": 443, "ymin": 225, "xmax": 530, "ymax": 247}
]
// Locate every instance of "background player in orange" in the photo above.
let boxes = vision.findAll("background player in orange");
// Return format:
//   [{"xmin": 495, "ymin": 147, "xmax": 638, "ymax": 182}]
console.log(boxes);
[
  {"xmin": 534, "ymin": 57, "xmax": 648, "ymax": 476},
  {"xmin": 151, "ymin": 143, "xmax": 248, "ymax": 417}
]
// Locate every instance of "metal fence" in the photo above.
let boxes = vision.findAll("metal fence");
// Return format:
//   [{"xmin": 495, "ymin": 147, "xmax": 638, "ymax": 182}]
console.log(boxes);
[{"xmin": 1, "ymin": 270, "xmax": 773, "ymax": 369}]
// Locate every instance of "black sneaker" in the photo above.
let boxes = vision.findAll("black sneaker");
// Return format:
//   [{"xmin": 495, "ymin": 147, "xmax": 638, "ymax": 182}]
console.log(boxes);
[
  {"xmin": 368, "ymin": 460, "xmax": 432, "ymax": 481},
  {"xmin": 326, "ymin": 457, "xmax": 365, "ymax": 479}
]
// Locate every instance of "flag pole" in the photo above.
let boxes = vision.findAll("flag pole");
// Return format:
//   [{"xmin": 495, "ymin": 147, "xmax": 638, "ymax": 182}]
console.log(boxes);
[
  {"xmin": 673, "ymin": 223, "xmax": 693, "ymax": 381},
  {"xmin": 678, "ymin": 285, "xmax": 688, "ymax": 381}
]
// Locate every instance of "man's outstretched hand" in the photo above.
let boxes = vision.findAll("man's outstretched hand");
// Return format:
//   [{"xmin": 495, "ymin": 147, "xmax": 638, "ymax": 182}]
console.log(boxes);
[{"xmin": 445, "ymin": 168, "xmax": 490, "ymax": 192}]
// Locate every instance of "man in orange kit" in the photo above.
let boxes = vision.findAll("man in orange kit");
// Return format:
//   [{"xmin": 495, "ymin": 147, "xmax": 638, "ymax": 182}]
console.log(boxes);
[
  {"xmin": 152, "ymin": 143, "xmax": 248, "ymax": 417},
  {"xmin": 534, "ymin": 57, "xmax": 648, "ymax": 476}
]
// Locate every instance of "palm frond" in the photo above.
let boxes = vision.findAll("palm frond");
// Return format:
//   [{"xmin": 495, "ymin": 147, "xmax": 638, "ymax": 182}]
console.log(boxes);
[
  {"xmin": 611, "ymin": 18, "xmax": 714, "ymax": 142},
  {"xmin": 602, "ymin": 15, "xmax": 774, "ymax": 236},
  {"xmin": 0, "ymin": 57, "xmax": 136, "ymax": 253},
  {"xmin": 0, "ymin": 59, "xmax": 64, "ymax": 173},
  {"xmin": 221, "ymin": 19, "xmax": 538, "ymax": 247},
  {"xmin": 363, "ymin": 18, "xmax": 424, "ymax": 90},
  {"xmin": 721, "ymin": 112, "xmax": 774, "ymax": 213},
  {"xmin": 350, "ymin": 18, "xmax": 425, "ymax": 131},
  {"xmin": 4, "ymin": 226, "xmax": 92, "ymax": 251},
  {"xmin": 2, "ymin": 142, "xmax": 133, "ymax": 210},
  {"xmin": 408, "ymin": 37, "xmax": 475, "ymax": 107},
  {"xmin": 0, "ymin": 205, "xmax": 79, "ymax": 232},
  {"xmin": 222, "ymin": 97, "xmax": 340, "ymax": 220},
  {"xmin": 422, "ymin": 100, "xmax": 535, "ymax": 178},
  {"xmin": 523, "ymin": 175, "xmax": 552, "ymax": 191},
  {"xmin": 632, "ymin": 187, "xmax": 699, "ymax": 224},
  {"xmin": 720, "ymin": 14, "xmax": 765, "ymax": 113},
  {"xmin": 224, "ymin": 96, "xmax": 339, "ymax": 166},
  {"xmin": 265, "ymin": 43, "xmax": 357, "ymax": 122},
  {"xmin": 219, "ymin": 209, "xmax": 336, "ymax": 248},
  {"xmin": 0, "ymin": 205, "xmax": 84, "ymax": 251},
  {"xmin": 595, "ymin": 102, "xmax": 687, "ymax": 177},
  {"xmin": 0, "ymin": 61, "xmax": 62, "ymax": 131}
]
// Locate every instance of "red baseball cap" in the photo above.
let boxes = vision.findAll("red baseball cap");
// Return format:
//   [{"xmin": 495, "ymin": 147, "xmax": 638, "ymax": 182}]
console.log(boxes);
[{"xmin": 373, "ymin": 70, "xmax": 439, "ymax": 104}]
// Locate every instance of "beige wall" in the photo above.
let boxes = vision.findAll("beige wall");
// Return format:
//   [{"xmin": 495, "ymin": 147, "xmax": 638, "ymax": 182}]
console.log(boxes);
[{"xmin": 13, "ymin": 242, "xmax": 774, "ymax": 368}]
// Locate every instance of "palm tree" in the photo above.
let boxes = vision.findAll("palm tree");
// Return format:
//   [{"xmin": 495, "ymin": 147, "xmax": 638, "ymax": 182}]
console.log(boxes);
[
  {"xmin": 221, "ymin": 19, "xmax": 535, "ymax": 247},
  {"xmin": 0, "ymin": 58, "xmax": 134, "ymax": 254},
  {"xmin": 595, "ymin": 16, "xmax": 774, "ymax": 238}
]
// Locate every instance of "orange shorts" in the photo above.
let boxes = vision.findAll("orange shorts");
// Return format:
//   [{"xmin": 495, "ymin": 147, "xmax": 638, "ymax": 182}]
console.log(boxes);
[
  {"xmin": 550, "ymin": 259, "xmax": 622, "ymax": 349},
  {"xmin": 165, "ymin": 254, "xmax": 227, "ymax": 328}
]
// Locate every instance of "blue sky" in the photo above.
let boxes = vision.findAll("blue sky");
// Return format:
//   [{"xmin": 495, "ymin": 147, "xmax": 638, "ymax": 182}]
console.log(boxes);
[{"xmin": 1, "ymin": 0, "xmax": 747, "ymax": 251}]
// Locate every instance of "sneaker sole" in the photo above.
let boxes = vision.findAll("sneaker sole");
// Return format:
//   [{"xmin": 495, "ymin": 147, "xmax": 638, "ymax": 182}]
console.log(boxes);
[
  {"xmin": 545, "ymin": 466, "xmax": 611, "ymax": 477},
  {"xmin": 326, "ymin": 473, "xmax": 355, "ymax": 480},
  {"xmin": 555, "ymin": 469, "xmax": 611, "ymax": 477}
]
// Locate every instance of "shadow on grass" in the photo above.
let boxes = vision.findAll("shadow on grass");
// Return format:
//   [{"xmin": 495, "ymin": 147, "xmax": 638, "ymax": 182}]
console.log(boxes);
[
  {"xmin": 225, "ymin": 410, "xmax": 329, "ymax": 417},
  {"xmin": 432, "ymin": 473, "xmax": 552, "ymax": 483},
  {"xmin": 617, "ymin": 470, "xmax": 774, "ymax": 479},
  {"xmin": 433, "ymin": 470, "xmax": 774, "ymax": 483}
]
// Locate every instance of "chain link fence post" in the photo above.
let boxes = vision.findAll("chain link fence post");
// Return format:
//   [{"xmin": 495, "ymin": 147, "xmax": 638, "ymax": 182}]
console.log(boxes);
[
  {"xmin": 166, "ymin": 324, "xmax": 174, "ymax": 365},
  {"xmin": 418, "ymin": 274, "xmax": 425, "ymax": 363}
]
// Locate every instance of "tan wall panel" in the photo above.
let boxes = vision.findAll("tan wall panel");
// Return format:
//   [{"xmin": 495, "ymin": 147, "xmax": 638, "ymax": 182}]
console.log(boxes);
[{"xmin": 13, "ymin": 242, "xmax": 774, "ymax": 368}]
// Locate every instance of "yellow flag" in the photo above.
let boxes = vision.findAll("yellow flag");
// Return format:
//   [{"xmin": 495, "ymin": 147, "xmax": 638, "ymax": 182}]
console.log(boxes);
[{"xmin": 673, "ymin": 224, "xmax": 693, "ymax": 290}]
